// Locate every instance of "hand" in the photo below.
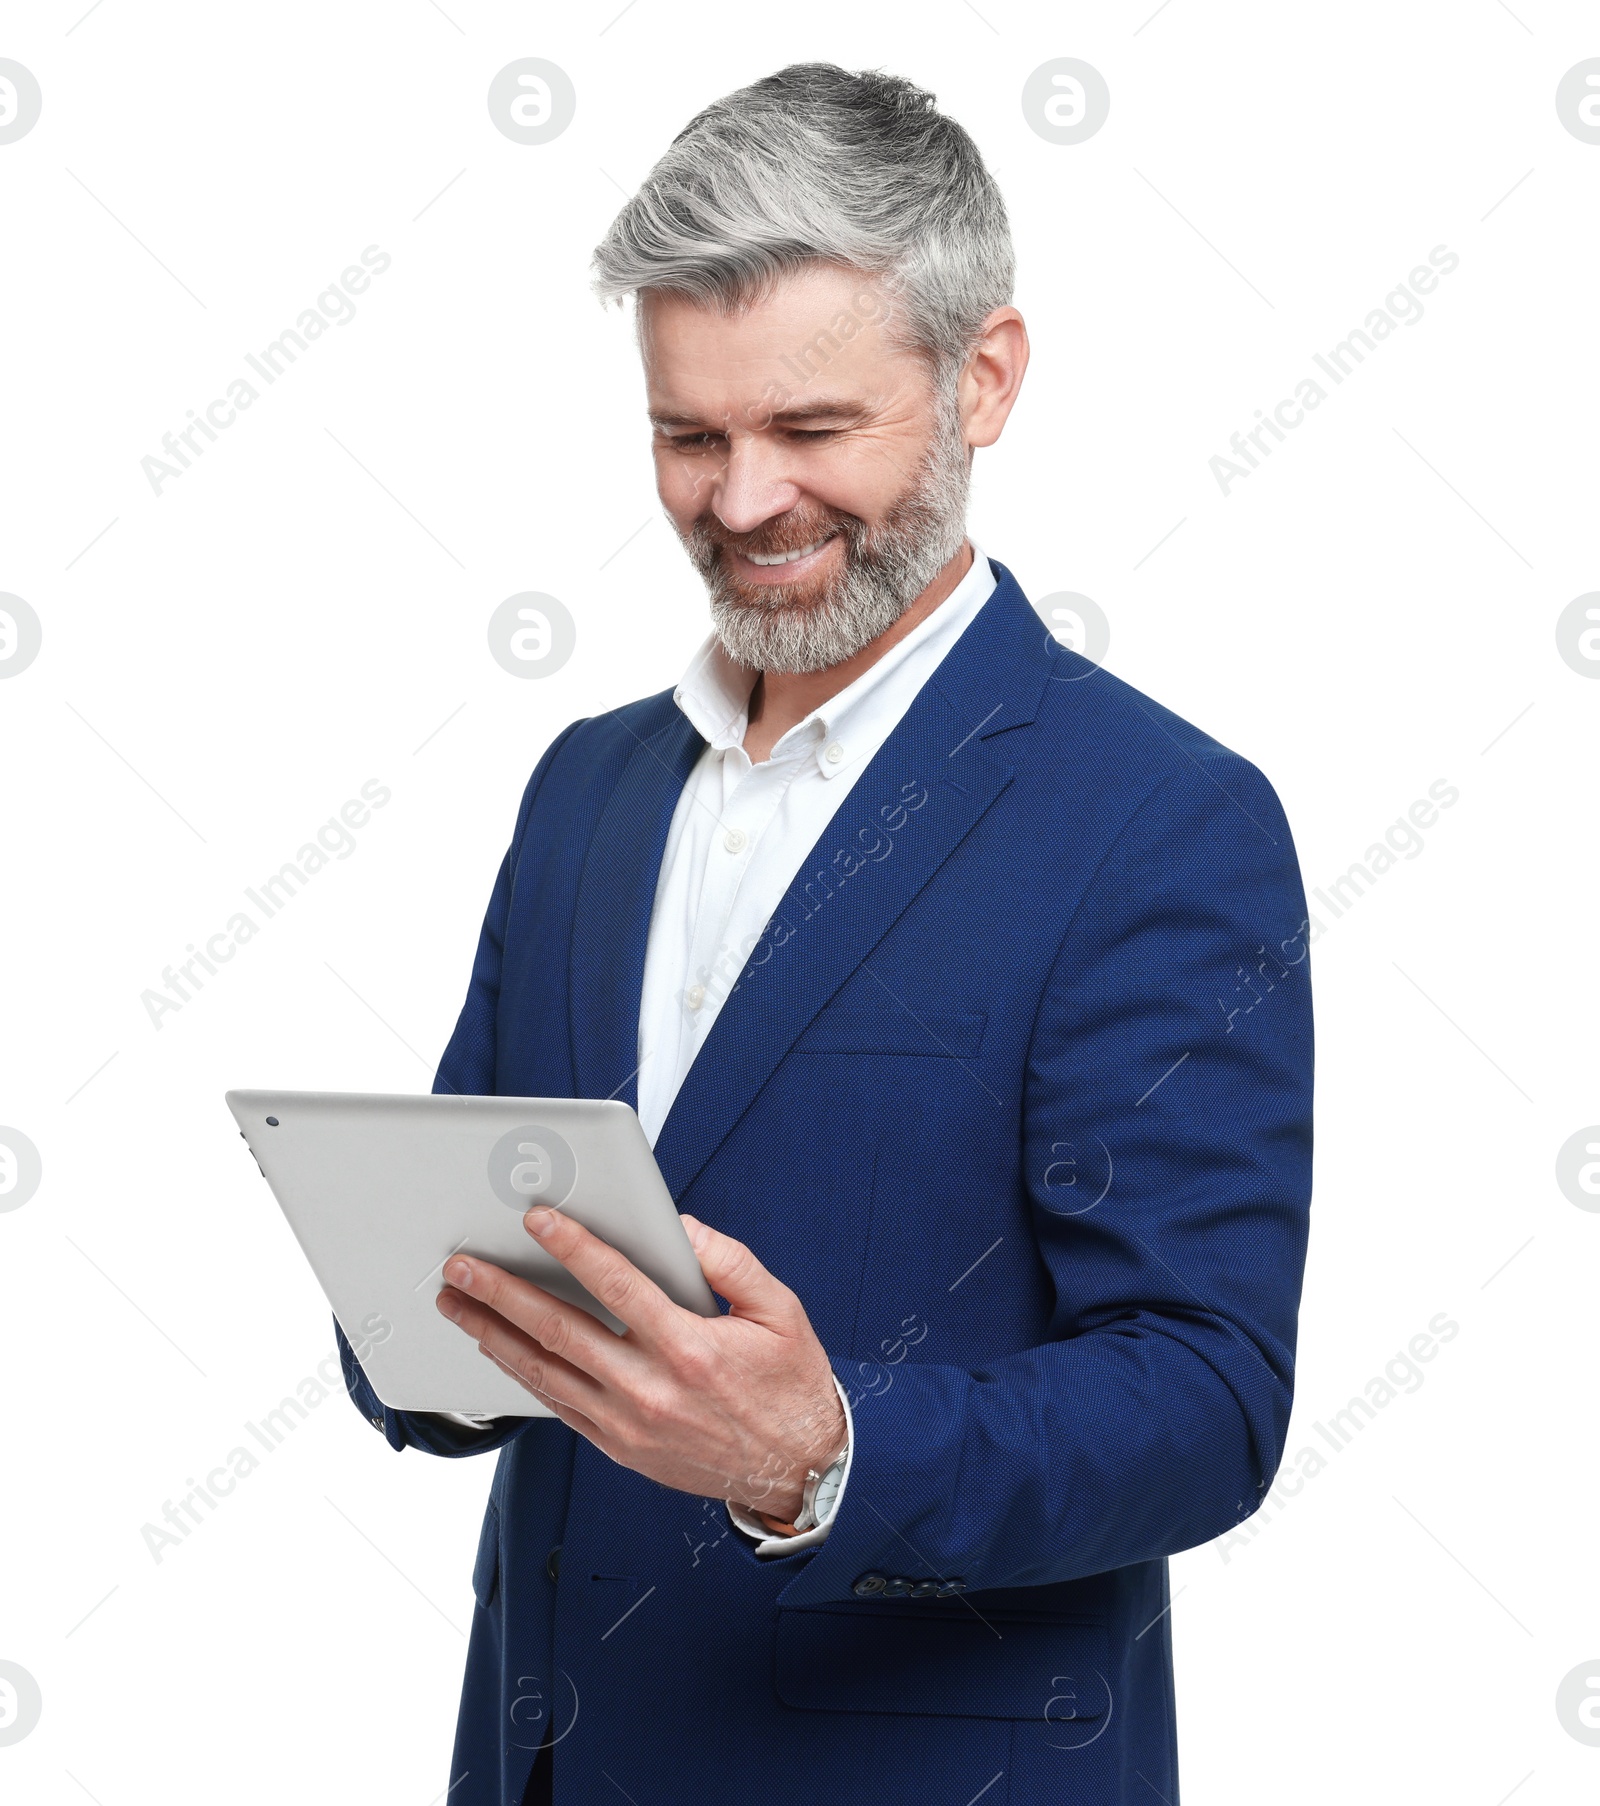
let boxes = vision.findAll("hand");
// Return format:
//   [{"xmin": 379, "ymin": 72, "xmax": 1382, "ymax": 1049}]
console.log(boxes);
[{"xmin": 434, "ymin": 1205, "xmax": 848, "ymax": 1524}]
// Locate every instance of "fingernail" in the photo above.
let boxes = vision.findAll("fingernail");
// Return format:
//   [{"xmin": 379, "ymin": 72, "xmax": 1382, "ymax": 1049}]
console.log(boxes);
[
  {"xmin": 445, "ymin": 1259, "xmax": 473, "ymax": 1288},
  {"xmin": 525, "ymin": 1207, "xmax": 555, "ymax": 1237},
  {"xmin": 436, "ymin": 1291, "xmax": 462, "ymax": 1321}
]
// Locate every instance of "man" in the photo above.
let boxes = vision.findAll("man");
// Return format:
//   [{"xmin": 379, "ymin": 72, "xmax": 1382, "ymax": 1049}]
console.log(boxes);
[{"xmin": 338, "ymin": 63, "xmax": 1314, "ymax": 1805}]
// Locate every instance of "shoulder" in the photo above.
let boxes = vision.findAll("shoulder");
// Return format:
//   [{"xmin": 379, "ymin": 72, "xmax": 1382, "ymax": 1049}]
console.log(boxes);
[
  {"xmin": 526, "ymin": 686, "xmax": 680, "ymax": 783},
  {"xmin": 1025, "ymin": 643, "xmax": 1294, "ymax": 838},
  {"xmin": 506, "ymin": 686, "xmax": 683, "ymax": 838},
  {"xmin": 1039, "ymin": 642, "xmax": 1250, "ymax": 773}
]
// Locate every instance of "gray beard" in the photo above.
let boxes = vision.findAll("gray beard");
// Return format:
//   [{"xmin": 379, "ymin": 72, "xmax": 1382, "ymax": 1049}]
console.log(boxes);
[{"xmin": 680, "ymin": 389, "xmax": 974, "ymax": 676}]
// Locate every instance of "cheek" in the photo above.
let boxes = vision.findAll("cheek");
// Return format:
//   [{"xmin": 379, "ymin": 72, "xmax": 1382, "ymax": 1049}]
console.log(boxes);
[
  {"xmin": 657, "ymin": 453, "xmax": 723, "ymax": 521},
  {"xmin": 814, "ymin": 439, "xmax": 915, "ymax": 519}
]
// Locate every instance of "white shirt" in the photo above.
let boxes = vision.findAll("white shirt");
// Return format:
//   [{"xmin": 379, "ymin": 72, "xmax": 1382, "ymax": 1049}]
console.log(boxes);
[
  {"xmin": 445, "ymin": 544, "xmax": 998, "ymax": 1557},
  {"xmin": 638, "ymin": 542, "xmax": 997, "ymax": 1554}
]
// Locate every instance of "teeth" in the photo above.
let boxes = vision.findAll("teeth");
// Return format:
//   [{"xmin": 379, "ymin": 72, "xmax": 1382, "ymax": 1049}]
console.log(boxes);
[{"xmin": 745, "ymin": 535, "xmax": 830, "ymax": 567}]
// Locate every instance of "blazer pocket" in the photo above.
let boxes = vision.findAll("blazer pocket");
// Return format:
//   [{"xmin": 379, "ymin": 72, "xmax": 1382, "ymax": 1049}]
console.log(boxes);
[
  {"xmin": 775, "ymin": 1604, "xmax": 1110, "ymax": 1722},
  {"xmin": 792, "ymin": 1008, "xmax": 987, "ymax": 1058},
  {"xmin": 471, "ymin": 1501, "xmax": 500, "ymax": 1609}
]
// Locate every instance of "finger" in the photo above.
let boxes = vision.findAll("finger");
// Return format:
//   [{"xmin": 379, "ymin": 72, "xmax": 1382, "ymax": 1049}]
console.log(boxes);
[
  {"xmin": 440, "ymin": 1255, "xmax": 633, "ymax": 1388},
  {"xmin": 536, "ymin": 1385, "xmax": 609, "ymax": 1445},
  {"xmin": 437, "ymin": 1285, "xmax": 613, "ymax": 1425},
  {"xmin": 676, "ymin": 1215, "xmax": 798, "ymax": 1329},
  {"xmin": 483, "ymin": 1340, "xmax": 604, "ymax": 1433},
  {"xmin": 521, "ymin": 1206, "xmax": 686, "ymax": 1346}
]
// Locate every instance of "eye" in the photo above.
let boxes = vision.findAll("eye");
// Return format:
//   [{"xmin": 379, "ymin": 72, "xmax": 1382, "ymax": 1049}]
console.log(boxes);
[{"xmin": 658, "ymin": 425, "xmax": 838, "ymax": 449}]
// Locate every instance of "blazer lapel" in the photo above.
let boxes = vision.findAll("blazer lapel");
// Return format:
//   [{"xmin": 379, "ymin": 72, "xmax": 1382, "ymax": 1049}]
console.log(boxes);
[
  {"xmin": 567, "ymin": 708, "xmax": 705, "ymax": 1108},
  {"xmin": 651, "ymin": 559, "xmax": 1054, "ymax": 1202}
]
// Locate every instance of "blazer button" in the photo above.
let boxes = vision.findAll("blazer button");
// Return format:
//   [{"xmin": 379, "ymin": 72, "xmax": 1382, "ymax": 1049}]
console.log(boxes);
[
  {"xmin": 368, "ymin": 1414, "xmax": 384, "ymax": 1430},
  {"xmin": 882, "ymin": 1577, "xmax": 909, "ymax": 1597},
  {"xmin": 934, "ymin": 1578, "xmax": 960, "ymax": 1597},
  {"xmin": 547, "ymin": 1544, "xmax": 561, "ymax": 1582},
  {"xmin": 909, "ymin": 1579, "xmax": 937, "ymax": 1598},
  {"xmin": 851, "ymin": 1572, "xmax": 886, "ymax": 1597}
]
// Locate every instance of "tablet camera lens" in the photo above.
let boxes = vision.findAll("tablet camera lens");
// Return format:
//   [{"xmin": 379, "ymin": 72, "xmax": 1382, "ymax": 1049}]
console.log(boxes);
[{"xmin": 265, "ymin": 1116, "xmax": 279, "ymax": 1127}]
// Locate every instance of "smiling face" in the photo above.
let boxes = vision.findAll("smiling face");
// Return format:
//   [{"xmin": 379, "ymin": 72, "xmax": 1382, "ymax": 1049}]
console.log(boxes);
[{"xmin": 641, "ymin": 263, "xmax": 974, "ymax": 674}]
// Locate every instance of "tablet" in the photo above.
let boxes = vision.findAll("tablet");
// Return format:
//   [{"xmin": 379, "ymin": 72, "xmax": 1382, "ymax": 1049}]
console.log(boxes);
[{"xmin": 226, "ymin": 1089, "xmax": 719, "ymax": 1418}]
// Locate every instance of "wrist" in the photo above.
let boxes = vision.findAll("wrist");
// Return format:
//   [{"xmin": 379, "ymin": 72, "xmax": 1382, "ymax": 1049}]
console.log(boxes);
[{"xmin": 752, "ymin": 1387, "xmax": 850, "ymax": 1535}]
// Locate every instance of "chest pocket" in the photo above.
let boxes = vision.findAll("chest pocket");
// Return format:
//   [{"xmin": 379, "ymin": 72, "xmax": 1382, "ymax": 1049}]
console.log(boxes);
[{"xmin": 791, "ymin": 1008, "xmax": 986, "ymax": 1058}]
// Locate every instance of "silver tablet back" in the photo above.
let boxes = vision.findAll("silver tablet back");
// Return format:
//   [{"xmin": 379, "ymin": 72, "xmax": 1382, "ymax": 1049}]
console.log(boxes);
[{"xmin": 226, "ymin": 1090, "xmax": 719, "ymax": 1416}]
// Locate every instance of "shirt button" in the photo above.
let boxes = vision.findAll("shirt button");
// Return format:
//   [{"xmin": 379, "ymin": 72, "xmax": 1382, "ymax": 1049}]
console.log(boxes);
[
  {"xmin": 685, "ymin": 984, "xmax": 706, "ymax": 1011},
  {"xmin": 723, "ymin": 827, "xmax": 748, "ymax": 854},
  {"xmin": 824, "ymin": 742, "xmax": 844, "ymax": 765}
]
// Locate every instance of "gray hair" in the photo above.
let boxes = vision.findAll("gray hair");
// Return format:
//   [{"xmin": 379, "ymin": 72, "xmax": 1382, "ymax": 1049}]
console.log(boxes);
[{"xmin": 589, "ymin": 63, "xmax": 1014, "ymax": 398}]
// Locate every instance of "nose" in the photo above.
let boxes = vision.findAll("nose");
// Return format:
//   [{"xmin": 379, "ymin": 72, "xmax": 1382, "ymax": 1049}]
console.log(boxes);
[{"xmin": 706, "ymin": 434, "xmax": 806, "ymax": 539}]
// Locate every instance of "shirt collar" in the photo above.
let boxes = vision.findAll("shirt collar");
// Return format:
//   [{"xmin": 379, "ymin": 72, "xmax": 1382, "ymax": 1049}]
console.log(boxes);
[{"xmin": 673, "ymin": 541, "xmax": 997, "ymax": 777}]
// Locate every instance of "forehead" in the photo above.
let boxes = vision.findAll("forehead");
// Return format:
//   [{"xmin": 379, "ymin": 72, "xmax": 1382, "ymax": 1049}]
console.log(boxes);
[{"xmin": 639, "ymin": 262, "xmax": 923, "ymax": 425}]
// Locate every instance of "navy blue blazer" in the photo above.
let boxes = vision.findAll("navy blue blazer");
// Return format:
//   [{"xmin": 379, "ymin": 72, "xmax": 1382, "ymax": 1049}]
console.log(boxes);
[{"xmin": 338, "ymin": 555, "xmax": 1314, "ymax": 1805}]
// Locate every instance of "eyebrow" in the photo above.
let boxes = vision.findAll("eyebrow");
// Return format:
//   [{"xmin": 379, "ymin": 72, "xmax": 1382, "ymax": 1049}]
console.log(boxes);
[{"xmin": 648, "ymin": 398, "xmax": 871, "ymax": 430}]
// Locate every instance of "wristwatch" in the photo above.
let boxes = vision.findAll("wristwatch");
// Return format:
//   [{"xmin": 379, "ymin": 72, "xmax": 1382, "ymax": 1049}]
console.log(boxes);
[
  {"xmin": 788, "ymin": 1441, "xmax": 851, "ymax": 1534},
  {"xmin": 741, "ymin": 1378, "xmax": 854, "ymax": 1540},
  {"xmin": 750, "ymin": 1442, "xmax": 849, "ymax": 1538}
]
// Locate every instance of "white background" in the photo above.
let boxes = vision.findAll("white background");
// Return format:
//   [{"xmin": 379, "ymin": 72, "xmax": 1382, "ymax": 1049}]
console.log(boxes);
[{"xmin": 2, "ymin": 2, "xmax": 1596, "ymax": 1801}]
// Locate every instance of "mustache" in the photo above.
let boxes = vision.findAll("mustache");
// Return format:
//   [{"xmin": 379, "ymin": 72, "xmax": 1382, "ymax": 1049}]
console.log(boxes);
[{"xmin": 695, "ymin": 520, "xmax": 850, "ymax": 560}]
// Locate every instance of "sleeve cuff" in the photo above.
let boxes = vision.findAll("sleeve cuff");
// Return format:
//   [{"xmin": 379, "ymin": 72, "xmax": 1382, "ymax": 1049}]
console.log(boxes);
[{"xmin": 726, "ymin": 1372, "xmax": 854, "ymax": 1557}]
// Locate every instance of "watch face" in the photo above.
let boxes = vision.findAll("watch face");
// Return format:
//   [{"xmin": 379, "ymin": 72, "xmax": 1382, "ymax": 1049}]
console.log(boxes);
[{"xmin": 814, "ymin": 1460, "xmax": 845, "ymax": 1519}]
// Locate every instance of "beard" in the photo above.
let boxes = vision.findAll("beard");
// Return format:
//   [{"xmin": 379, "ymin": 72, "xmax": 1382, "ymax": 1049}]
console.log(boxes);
[{"xmin": 677, "ymin": 385, "xmax": 974, "ymax": 676}]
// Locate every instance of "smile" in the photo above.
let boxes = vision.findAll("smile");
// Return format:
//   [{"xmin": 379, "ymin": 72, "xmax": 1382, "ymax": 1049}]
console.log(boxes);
[{"xmin": 739, "ymin": 533, "xmax": 836, "ymax": 569}]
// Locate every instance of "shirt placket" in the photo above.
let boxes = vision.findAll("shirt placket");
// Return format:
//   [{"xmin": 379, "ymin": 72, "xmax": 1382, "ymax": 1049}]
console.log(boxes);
[{"xmin": 680, "ymin": 746, "xmax": 801, "ymax": 1043}]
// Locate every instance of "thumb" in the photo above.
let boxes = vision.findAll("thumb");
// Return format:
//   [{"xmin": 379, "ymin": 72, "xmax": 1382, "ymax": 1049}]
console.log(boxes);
[{"xmin": 678, "ymin": 1213, "xmax": 793, "ymax": 1324}]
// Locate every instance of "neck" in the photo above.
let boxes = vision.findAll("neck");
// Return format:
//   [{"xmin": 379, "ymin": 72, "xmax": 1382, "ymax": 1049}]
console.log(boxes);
[{"xmin": 741, "ymin": 539, "xmax": 974, "ymax": 764}]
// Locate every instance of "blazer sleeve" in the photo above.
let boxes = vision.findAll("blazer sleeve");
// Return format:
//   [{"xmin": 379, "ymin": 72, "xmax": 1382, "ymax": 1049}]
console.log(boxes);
[
  {"xmin": 765, "ymin": 751, "xmax": 1315, "ymax": 1604},
  {"xmin": 336, "ymin": 717, "xmax": 590, "ymax": 1458}
]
